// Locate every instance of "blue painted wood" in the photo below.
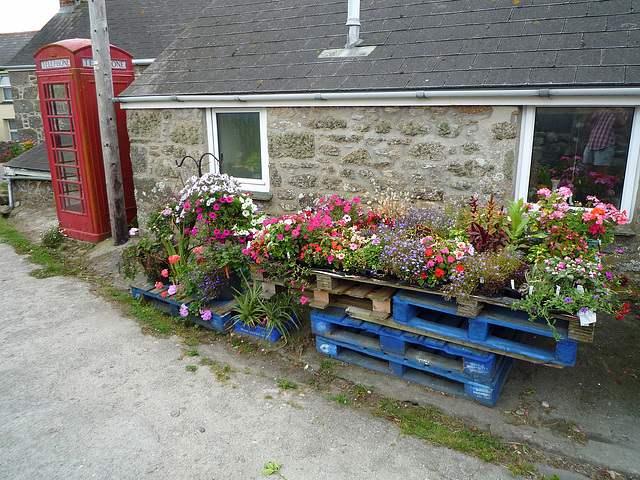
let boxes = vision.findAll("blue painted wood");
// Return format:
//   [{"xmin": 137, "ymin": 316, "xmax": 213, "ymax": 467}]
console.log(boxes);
[
  {"xmin": 393, "ymin": 290, "xmax": 578, "ymax": 367},
  {"xmin": 311, "ymin": 307, "xmax": 498, "ymax": 381},
  {"xmin": 130, "ymin": 282, "xmax": 235, "ymax": 333},
  {"xmin": 315, "ymin": 335, "xmax": 514, "ymax": 407}
]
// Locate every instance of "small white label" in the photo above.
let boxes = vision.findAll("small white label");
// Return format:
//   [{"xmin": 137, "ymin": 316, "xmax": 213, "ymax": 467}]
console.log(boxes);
[
  {"xmin": 510, "ymin": 279, "xmax": 515, "ymax": 290},
  {"xmin": 529, "ymin": 285, "xmax": 534, "ymax": 295},
  {"xmin": 576, "ymin": 285, "xmax": 585, "ymax": 294},
  {"xmin": 578, "ymin": 309, "xmax": 597, "ymax": 326},
  {"xmin": 555, "ymin": 286, "xmax": 561, "ymax": 296}
]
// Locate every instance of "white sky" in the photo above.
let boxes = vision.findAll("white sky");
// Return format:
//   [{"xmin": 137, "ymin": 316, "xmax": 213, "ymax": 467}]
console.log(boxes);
[{"xmin": 0, "ymin": 0, "xmax": 60, "ymax": 34}]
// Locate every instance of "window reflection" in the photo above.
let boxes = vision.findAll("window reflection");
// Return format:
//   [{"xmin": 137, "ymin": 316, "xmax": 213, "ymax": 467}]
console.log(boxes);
[{"xmin": 528, "ymin": 107, "xmax": 633, "ymax": 208}]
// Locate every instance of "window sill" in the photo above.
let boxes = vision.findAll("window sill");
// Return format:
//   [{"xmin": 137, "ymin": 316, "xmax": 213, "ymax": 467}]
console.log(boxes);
[{"xmin": 248, "ymin": 191, "xmax": 272, "ymax": 202}]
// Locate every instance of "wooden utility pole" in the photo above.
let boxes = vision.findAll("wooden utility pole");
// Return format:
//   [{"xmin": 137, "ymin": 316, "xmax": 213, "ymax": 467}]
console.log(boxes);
[{"xmin": 88, "ymin": 0, "xmax": 128, "ymax": 244}]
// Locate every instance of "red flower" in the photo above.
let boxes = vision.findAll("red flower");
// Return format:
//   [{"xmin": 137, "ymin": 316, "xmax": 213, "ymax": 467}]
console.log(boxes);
[
  {"xmin": 420, "ymin": 272, "xmax": 426, "ymax": 279},
  {"xmin": 161, "ymin": 269, "xmax": 169, "ymax": 278},
  {"xmin": 455, "ymin": 265, "xmax": 465, "ymax": 273},
  {"xmin": 168, "ymin": 254, "xmax": 181, "ymax": 264},
  {"xmin": 435, "ymin": 268, "xmax": 445, "ymax": 278},
  {"xmin": 155, "ymin": 281, "xmax": 163, "ymax": 289},
  {"xmin": 425, "ymin": 249, "xmax": 433, "ymax": 256}
]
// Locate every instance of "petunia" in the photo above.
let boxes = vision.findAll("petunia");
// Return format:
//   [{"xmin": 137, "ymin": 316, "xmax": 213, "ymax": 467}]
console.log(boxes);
[
  {"xmin": 179, "ymin": 304, "xmax": 189, "ymax": 317},
  {"xmin": 167, "ymin": 284, "xmax": 177, "ymax": 295},
  {"xmin": 200, "ymin": 309, "xmax": 212, "ymax": 321},
  {"xmin": 193, "ymin": 246, "xmax": 203, "ymax": 254},
  {"xmin": 300, "ymin": 296, "xmax": 308, "ymax": 305}
]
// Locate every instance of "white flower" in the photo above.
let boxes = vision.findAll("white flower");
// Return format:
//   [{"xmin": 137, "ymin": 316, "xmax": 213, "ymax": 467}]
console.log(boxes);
[{"xmin": 129, "ymin": 227, "xmax": 139, "ymax": 236}]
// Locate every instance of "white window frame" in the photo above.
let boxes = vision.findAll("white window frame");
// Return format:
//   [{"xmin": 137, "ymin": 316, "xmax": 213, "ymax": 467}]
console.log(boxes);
[
  {"xmin": 7, "ymin": 119, "xmax": 18, "ymax": 141},
  {"xmin": 206, "ymin": 108, "xmax": 270, "ymax": 193},
  {"xmin": 516, "ymin": 105, "xmax": 640, "ymax": 221},
  {"xmin": 1, "ymin": 75, "xmax": 12, "ymax": 103}
]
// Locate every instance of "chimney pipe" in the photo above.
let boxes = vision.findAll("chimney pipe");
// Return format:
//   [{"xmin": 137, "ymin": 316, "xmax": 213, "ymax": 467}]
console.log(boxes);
[{"xmin": 346, "ymin": 0, "xmax": 362, "ymax": 48}]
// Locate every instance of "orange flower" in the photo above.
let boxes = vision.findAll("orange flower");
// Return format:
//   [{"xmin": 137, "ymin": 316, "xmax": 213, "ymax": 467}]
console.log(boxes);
[
  {"xmin": 161, "ymin": 269, "xmax": 169, "ymax": 278},
  {"xmin": 155, "ymin": 281, "xmax": 163, "ymax": 289},
  {"xmin": 193, "ymin": 246, "xmax": 203, "ymax": 254}
]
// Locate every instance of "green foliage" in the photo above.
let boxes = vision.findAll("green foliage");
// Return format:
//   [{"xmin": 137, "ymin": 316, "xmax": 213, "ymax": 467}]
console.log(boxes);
[
  {"xmin": 276, "ymin": 377, "xmax": 297, "ymax": 390},
  {"xmin": 231, "ymin": 277, "xmax": 301, "ymax": 342},
  {"xmin": 118, "ymin": 234, "xmax": 168, "ymax": 281},
  {"xmin": 40, "ymin": 225, "xmax": 66, "ymax": 249},
  {"xmin": 506, "ymin": 198, "xmax": 530, "ymax": 243},
  {"xmin": 0, "ymin": 139, "xmax": 34, "ymax": 162}
]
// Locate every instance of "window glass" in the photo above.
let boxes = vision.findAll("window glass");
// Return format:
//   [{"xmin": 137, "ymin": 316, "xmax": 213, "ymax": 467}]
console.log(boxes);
[
  {"xmin": 8, "ymin": 119, "xmax": 18, "ymax": 141},
  {"xmin": 216, "ymin": 112, "xmax": 262, "ymax": 180},
  {"xmin": 528, "ymin": 107, "xmax": 634, "ymax": 209},
  {"xmin": 1, "ymin": 76, "xmax": 11, "ymax": 102}
]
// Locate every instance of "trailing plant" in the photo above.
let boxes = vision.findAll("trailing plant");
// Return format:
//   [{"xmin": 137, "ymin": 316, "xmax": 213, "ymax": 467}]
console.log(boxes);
[{"xmin": 118, "ymin": 234, "xmax": 168, "ymax": 281}]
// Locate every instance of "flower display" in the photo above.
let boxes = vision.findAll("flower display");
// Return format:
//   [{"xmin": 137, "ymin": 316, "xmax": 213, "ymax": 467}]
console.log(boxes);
[{"xmin": 242, "ymin": 191, "xmax": 631, "ymax": 332}]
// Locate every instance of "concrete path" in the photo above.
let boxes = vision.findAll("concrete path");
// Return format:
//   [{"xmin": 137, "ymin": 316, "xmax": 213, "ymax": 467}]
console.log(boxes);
[{"xmin": 0, "ymin": 243, "xmax": 525, "ymax": 480}]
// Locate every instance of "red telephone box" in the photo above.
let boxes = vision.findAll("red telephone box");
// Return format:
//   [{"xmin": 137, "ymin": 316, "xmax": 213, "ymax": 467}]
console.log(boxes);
[{"xmin": 35, "ymin": 39, "xmax": 136, "ymax": 243}]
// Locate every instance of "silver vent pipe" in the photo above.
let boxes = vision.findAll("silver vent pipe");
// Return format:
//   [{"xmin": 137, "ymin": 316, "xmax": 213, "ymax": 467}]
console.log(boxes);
[{"xmin": 346, "ymin": 0, "xmax": 362, "ymax": 48}]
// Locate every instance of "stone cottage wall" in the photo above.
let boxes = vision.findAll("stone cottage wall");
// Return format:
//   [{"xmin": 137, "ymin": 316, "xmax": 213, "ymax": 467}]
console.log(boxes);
[
  {"xmin": 126, "ymin": 108, "xmax": 208, "ymax": 227},
  {"xmin": 267, "ymin": 106, "xmax": 520, "ymax": 213},
  {"xmin": 126, "ymin": 105, "xmax": 521, "ymax": 223}
]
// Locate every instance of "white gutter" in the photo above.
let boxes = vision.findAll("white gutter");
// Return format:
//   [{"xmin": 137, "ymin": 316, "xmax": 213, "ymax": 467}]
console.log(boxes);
[{"xmin": 115, "ymin": 87, "xmax": 640, "ymax": 109}]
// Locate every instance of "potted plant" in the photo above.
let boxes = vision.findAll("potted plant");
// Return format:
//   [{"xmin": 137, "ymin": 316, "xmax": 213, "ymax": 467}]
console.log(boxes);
[{"xmin": 231, "ymin": 278, "xmax": 301, "ymax": 342}]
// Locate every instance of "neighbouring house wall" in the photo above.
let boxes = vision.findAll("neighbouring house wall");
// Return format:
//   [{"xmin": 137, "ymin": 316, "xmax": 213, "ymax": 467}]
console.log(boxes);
[
  {"xmin": 10, "ymin": 64, "xmax": 148, "ymax": 144},
  {"xmin": 127, "ymin": 105, "xmax": 521, "ymax": 225},
  {"xmin": 9, "ymin": 70, "xmax": 41, "ymax": 143},
  {"xmin": 9, "ymin": 179, "xmax": 55, "ymax": 206}
]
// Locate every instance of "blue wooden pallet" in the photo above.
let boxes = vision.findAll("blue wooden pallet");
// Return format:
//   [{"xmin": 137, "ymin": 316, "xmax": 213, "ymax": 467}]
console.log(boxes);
[
  {"xmin": 130, "ymin": 282, "xmax": 236, "ymax": 333},
  {"xmin": 311, "ymin": 307, "xmax": 498, "ymax": 380},
  {"xmin": 393, "ymin": 290, "xmax": 578, "ymax": 367},
  {"xmin": 316, "ymin": 335, "xmax": 513, "ymax": 407}
]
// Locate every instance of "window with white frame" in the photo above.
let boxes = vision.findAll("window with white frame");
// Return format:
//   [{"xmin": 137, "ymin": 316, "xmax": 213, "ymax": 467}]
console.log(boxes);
[
  {"xmin": 517, "ymin": 106, "xmax": 639, "ymax": 218},
  {"xmin": 207, "ymin": 109, "xmax": 269, "ymax": 192},
  {"xmin": 7, "ymin": 119, "xmax": 18, "ymax": 141},
  {"xmin": 1, "ymin": 76, "xmax": 12, "ymax": 102}
]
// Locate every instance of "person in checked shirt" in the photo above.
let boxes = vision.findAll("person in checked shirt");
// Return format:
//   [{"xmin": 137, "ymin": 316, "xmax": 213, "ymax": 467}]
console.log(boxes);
[{"xmin": 583, "ymin": 108, "xmax": 628, "ymax": 175}]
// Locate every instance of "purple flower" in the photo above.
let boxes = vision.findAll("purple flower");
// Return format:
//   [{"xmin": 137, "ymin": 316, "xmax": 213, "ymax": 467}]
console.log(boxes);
[
  {"xmin": 179, "ymin": 304, "xmax": 189, "ymax": 317},
  {"xmin": 167, "ymin": 284, "xmax": 177, "ymax": 295},
  {"xmin": 564, "ymin": 297, "xmax": 574, "ymax": 303},
  {"xmin": 200, "ymin": 309, "xmax": 212, "ymax": 321}
]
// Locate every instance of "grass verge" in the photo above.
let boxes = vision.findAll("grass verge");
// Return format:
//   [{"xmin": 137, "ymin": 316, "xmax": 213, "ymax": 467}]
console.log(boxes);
[{"xmin": 0, "ymin": 217, "xmax": 78, "ymax": 278}]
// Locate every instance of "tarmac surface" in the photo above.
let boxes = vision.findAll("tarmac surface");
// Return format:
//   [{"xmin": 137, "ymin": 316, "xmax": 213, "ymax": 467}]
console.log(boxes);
[{"xmin": 1, "ymin": 206, "xmax": 639, "ymax": 480}]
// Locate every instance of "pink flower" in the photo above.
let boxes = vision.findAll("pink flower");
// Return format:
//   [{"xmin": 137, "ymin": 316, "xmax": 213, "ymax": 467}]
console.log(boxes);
[
  {"xmin": 278, "ymin": 234, "xmax": 284, "ymax": 240},
  {"xmin": 213, "ymin": 203, "xmax": 220, "ymax": 210},
  {"xmin": 155, "ymin": 281, "xmax": 163, "ymax": 289},
  {"xmin": 193, "ymin": 246, "xmax": 203, "ymax": 254},
  {"xmin": 435, "ymin": 255, "xmax": 444, "ymax": 264},
  {"xmin": 447, "ymin": 256, "xmax": 455, "ymax": 263},
  {"xmin": 161, "ymin": 269, "xmax": 169, "ymax": 278},
  {"xmin": 200, "ymin": 309, "xmax": 212, "ymax": 321},
  {"xmin": 179, "ymin": 304, "xmax": 189, "ymax": 317},
  {"xmin": 292, "ymin": 229, "xmax": 300, "ymax": 237},
  {"xmin": 350, "ymin": 243, "xmax": 358, "ymax": 250},
  {"xmin": 209, "ymin": 212, "xmax": 217, "ymax": 219},
  {"xmin": 168, "ymin": 254, "xmax": 181, "ymax": 264},
  {"xmin": 300, "ymin": 296, "xmax": 308, "ymax": 305}
]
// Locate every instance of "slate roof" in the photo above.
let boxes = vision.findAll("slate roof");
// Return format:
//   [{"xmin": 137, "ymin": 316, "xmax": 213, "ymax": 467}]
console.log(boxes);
[
  {"xmin": 6, "ymin": 0, "xmax": 210, "ymax": 67},
  {"xmin": 122, "ymin": 0, "xmax": 640, "ymax": 98},
  {"xmin": 0, "ymin": 32, "xmax": 37, "ymax": 67},
  {"xmin": 2, "ymin": 143, "xmax": 50, "ymax": 174}
]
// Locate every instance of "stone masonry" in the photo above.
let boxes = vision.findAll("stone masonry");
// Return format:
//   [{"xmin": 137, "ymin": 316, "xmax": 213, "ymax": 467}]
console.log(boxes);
[{"xmin": 127, "ymin": 105, "xmax": 521, "ymax": 222}]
